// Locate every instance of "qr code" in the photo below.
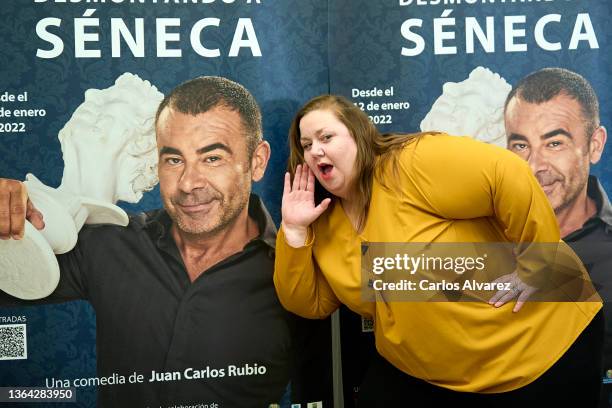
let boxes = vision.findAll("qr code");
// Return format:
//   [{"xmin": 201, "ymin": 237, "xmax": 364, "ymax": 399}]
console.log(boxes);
[{"xmin": 0, "ymin": 324, "xmax": 27, "ymax": 360}]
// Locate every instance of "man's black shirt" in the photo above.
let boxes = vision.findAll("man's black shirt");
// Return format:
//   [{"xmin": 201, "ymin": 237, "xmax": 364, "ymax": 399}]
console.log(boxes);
[
  {"xmin": 562, "ymin": 176, "xmax": 612, "ymax": 408},
  {"xmin": 564, "ymin": 177, "xmax": 612, "ymax": 302},
  {"xmin": 2, "ymin": 196, "xmax": 305, "ymax": 407}
]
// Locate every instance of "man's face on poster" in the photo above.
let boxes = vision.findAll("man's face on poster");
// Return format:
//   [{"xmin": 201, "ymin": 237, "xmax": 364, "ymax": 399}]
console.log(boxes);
[
  {"xmin": 505, "ymin": 94, "xmax": 604, "ymax": 214},
  {"xmin": 156, "ymin": 106, "xmax": 265, "ymax": 236}
]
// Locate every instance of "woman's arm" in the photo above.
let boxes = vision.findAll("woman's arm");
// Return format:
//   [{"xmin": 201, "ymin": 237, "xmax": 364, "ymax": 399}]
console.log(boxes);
[
  {"xmin": 274, "ymin": 226, "xmax": 341, "ymax": 319},
  {"xmin": 273, "ymin": 165, "xmax": 340, "ymax": 318}
]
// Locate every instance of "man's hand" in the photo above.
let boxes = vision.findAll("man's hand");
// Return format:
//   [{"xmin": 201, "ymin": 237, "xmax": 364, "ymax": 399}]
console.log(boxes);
[
  {"xmin": 488, "ymin": 271, "xmax": 537, "ymax": 312},
  {"xmin": 281, "ymin": 164, "xmax": 331, "ymax": 248},
  {"xmin": 0, "ymin": 178, "xmax": 45, "ymax": 240}
]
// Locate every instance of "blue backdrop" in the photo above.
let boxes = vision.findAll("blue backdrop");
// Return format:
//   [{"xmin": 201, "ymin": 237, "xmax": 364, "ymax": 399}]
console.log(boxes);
[{"xmin": 1, "ymin": 0, "xmax": 611, "ymax": 407}]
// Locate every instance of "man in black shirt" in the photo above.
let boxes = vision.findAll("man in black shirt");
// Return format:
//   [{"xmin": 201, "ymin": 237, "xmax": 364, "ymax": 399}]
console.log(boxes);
[
  {"xmin": 0, "ymin": 77, "xmax": 330, "ymax": 407},
  {"xmin": 505, "ymin": 67, "xmax": 611, "ymax": 407}
]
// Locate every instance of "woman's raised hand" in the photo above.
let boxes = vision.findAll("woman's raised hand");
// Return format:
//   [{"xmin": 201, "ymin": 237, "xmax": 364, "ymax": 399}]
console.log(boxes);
[{"xmin": 281, "ymin": 164, "xmax": 331, "ymax": 247}]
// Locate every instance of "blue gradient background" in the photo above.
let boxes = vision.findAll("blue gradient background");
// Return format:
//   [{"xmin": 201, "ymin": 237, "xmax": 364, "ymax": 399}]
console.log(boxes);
[{"xmin": 1, "ymin": 1, "xmax": 612, "ymax": 407}]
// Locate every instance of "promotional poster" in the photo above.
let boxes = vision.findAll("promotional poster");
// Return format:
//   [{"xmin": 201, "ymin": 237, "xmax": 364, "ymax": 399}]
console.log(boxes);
[{"xmin": 1, "ymin": 0, "xmax": 611, "ymax": 407}]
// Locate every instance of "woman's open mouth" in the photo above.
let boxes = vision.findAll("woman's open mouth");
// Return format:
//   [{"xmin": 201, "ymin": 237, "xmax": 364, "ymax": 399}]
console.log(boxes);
[
  {"xmin": 318, "ymin": 163, "xmax": 333, "ymax": 174},
  {"xmin": 318, "ymin": 163, "xmax": 334, "ymax": 179}
]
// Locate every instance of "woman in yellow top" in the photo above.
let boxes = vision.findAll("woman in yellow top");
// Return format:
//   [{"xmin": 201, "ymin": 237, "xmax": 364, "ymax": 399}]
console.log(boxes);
[{"xmin": 274, "ymin": 95, "xmax": 603, "ymax": 406}]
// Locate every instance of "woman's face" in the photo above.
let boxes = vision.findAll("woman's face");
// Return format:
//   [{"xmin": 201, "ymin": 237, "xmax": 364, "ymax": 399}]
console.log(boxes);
[{"xmin": 298, "ymin": 109, "xmax": 358, "ymax": 199}]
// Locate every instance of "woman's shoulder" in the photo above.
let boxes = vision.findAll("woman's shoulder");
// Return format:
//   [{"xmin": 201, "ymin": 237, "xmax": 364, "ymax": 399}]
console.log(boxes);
[
  {"xmin": 397, "ymin": 132, "xmax": 521, "ymax": 164},
  {"xmin": 401, "ymin": 132, "xmax": 491, "ymax": 150}
]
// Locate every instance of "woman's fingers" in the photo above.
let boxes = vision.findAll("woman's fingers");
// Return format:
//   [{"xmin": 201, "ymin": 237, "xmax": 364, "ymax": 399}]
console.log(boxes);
[
  {"xmin": 487, "ymin": 274, "xmax": 512, "ymax": 305},
  {"xmin": 292, "ymin": 164, "xmax": 302, "ymax": 192},
  {"xmin": 487, "ymin": 271, "xmax": 537, "ymax": 312},
  {"xmin": 492, "ymin": 290, "xmax": 517, "ymax": 308},
  {"xmin": 300, "ymin": 162, "xmax": 309, "ymax": 190},
  {"xmin": 288, "ymin": 164, "xmax": 316, "ymax": 194},
  {"xmin": 307, "ymin": 166, "xmax": 315, "ymax": 192},
  {"xmin": 283, "ymin": 172, "xmax": 291, "ymax": 196},
  {"xmin": 314, "ymin": 198, "xmax": 331, "ymax": 216},
  {"xmin": 513, "ymin": 287, "xmax": 536, "ymax": 313}
]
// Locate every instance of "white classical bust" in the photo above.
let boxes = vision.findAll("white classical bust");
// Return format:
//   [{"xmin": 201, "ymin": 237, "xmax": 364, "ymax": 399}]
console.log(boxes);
[
  {"xmin": 420, "ymin": 66, "xmax": 511, "ymax": 147},
  {"xmin": 0, "ymin": 73, "xmax": 163, "ymax": 299},
  {"xmin": 57, "ymin": 72, "xmax": 162, "ymax": 204}
]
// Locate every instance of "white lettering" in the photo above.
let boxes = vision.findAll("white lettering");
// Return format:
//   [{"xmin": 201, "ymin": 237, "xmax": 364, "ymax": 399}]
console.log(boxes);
[{"xmin": 36, "ymin": 18, "xmax": 63, "ymax": 58}]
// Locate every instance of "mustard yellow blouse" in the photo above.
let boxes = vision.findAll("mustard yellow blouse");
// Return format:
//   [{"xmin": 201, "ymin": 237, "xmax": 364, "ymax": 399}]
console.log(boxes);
[{"xmin": 274, "ymin": 134, "xmax": 601, "ymax": 393}]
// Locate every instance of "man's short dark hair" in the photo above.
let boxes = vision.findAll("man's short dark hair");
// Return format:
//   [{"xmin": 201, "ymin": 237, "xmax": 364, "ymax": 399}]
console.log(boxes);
[
  {"xmin": 504, "ymin": 68, "xmax": 600, "ymax": 139},
  {"xmin": 156, "ymin": 76, "xmax": 263, "ymax": 157}
]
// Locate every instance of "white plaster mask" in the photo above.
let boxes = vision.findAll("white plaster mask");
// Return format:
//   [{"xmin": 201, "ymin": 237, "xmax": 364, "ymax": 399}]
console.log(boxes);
[
  {"xmin": 420, "ymin": 66, "xmax": 511, "ymax": 147},
  {"xmin": 57, "ymin": 72, "xmax": 164, "ymax": 203}
]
